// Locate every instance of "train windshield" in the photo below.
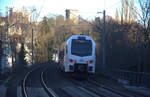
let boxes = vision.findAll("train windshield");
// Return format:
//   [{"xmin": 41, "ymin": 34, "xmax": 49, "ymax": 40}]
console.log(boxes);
[{"xmin": 71, "ymin": 39, "xmax": 92, "ymax": 56}]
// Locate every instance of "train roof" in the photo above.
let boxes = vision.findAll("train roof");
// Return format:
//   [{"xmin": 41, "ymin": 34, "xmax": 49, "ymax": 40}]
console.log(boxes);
[{"xmin": 66, "ymin": 34, "xmax": 96, "ymax": 45}]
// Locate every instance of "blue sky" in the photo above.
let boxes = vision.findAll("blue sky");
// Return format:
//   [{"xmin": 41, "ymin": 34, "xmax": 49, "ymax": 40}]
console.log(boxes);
[
  {"xmin": 0, "ymin": 0, "xmax": 9, "ymax": 14},
  {"xmin": 0, "ymin": 0, "xmax": 140, "ymax": 20}
]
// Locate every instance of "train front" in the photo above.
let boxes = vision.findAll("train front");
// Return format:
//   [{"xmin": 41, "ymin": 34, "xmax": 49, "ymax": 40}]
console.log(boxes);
[{"xmin": 65, "ymin": 35, "xmax": 96, "ymax": 74}]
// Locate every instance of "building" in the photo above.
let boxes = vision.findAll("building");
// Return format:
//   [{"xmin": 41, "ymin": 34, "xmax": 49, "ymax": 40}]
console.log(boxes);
[
  {"xmin": 9, "ymin": 9, "xmax": 34, "ymax": 66},
  {"xmin": 0, "ymin": 8, "xmax": 34, "ymax": 74},
  {"xmin": 9, "ymin": 8, "xmax": 32, "ymax": 22},
  {"xmin": 66, "ymin": 9, "xmax": 79, "ymax": 24},
  {"xmin": 8, "ymin": 8, "xmax": 32, "ymax": 36},
  {"xmin": 0, "ymin": 17, "xmax": 6, "ymax": 44}
]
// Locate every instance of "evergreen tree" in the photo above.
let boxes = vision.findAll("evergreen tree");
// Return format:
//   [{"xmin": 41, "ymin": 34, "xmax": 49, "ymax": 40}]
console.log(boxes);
[
  {"xmin": 0, "ymin": 40, "xmax": 2, "ymax": 68},
  {"xmin": 19, "ymin": 43, "xmax": 27, "ymax": 66}
]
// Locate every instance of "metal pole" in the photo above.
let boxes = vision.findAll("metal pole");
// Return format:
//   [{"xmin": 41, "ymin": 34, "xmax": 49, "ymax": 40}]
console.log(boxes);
[
  {"xmin": 102, "ymin": 10, "xmax": 106, "ymax": 72},
  {"xmin": 31, "ymin": 8, "xmax": 36, "ymax": 65},
  {"xmin": 6, "ymin": 7, "xmax": 8, "ymax": 55},
  {"xmin": 32, "ymin": 28, "xmax": 34, "ymax": 65}
]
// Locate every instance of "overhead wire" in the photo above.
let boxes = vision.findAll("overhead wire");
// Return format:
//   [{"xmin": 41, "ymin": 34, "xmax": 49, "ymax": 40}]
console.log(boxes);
[{"xmin": 35, "ymin": 0, "xmax": 46, "ymax": 21}]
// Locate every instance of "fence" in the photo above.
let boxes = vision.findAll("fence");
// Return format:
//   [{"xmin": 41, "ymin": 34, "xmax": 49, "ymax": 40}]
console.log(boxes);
[
  {"xmin": 110, "ymin": 69, "xmax": 150, "ymax": 88},
  {"xmin": 96, "ymin": 47, "xmax": 150, "ymax": 88},
  {"xmin": 96, "ymin": 48, "xmax": 150, "ymax": 73}
]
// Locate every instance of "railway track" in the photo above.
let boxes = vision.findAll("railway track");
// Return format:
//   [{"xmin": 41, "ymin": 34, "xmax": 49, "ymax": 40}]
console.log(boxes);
[
  {"xmin": 60, "ymin": 73, "xmax": 104, "ymax": 97},
  {"xmin": 87, "ymin": 79, "xmax": 132, "ymax": 97},
  {"xmin": 21, "ymin": 63, "xmax": 145, "ymax": 97},
  {"xmin": 69, "ymin": 76, "xmax": 144, "ymax": 97},
  {"xmin": 41, "ymin": 67, "xmax": 59, "ymax": 97},
  {"xmin": 89, "ymin": 76, "xmax": 147, "ymax": 97},
  {"xmin": 22, "ymin": 64, "xmax": 59, "ymax": 97},
  {"xmin": 70, "ymin": 78, "xmax": 109, "ymax": 97}
]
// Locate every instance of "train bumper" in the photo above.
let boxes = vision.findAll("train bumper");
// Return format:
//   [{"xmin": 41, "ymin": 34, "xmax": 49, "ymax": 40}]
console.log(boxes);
[{"xmin": 72, "ymin": 64, "xmax": 95, "ymax": 73}]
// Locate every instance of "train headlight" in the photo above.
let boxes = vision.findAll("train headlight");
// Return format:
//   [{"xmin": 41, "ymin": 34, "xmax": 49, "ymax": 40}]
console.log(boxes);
[
  {"xmin": 69, "ymin": 59, "xmax": 76, "ymax": 63},
  {"xmin": 87, "ymin": 60, "xmax": 93, "ymax": 64}
]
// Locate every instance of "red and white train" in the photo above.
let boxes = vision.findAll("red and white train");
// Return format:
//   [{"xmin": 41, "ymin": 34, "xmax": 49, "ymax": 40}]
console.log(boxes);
[{"xmin": 61, "ymin": 34, "xmax": 96, "ymax": 74}]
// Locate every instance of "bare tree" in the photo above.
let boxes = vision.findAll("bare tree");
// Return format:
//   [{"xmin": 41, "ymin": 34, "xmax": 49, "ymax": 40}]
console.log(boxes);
[
  {"xmin": 138, "ymin": 0, "xmax": 150, "ymax": 29},
  {"xmin": 115, "ymin": 9, "xmax": 120, "ymax": 22},
  {"xmin": 131, "ymin": 0, "xmax": 150, "ymax": 47},
  {"xmin": 119, "ymin": 0, "xmax": 137, "ymax": 23}
]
